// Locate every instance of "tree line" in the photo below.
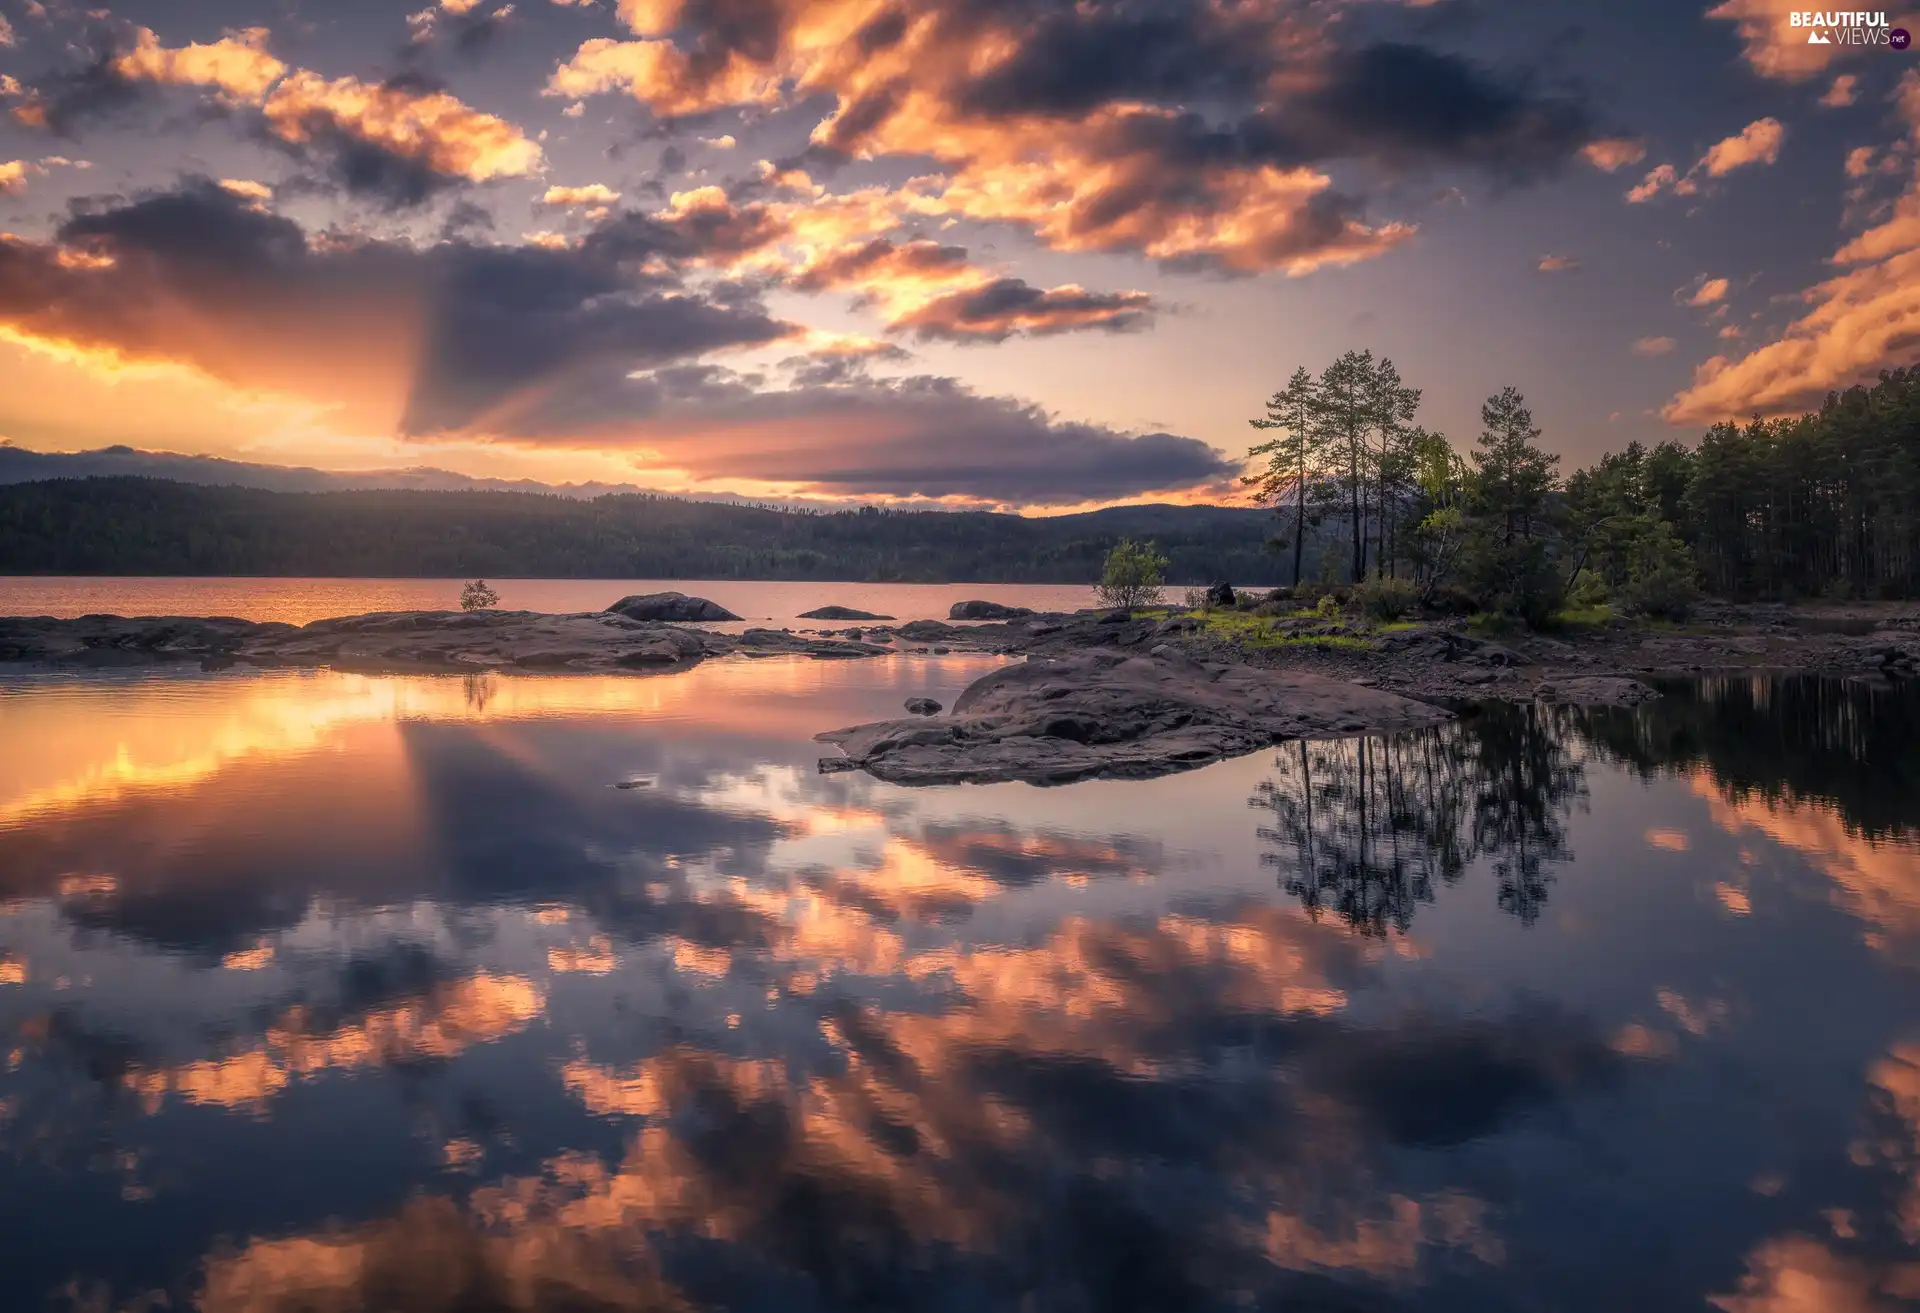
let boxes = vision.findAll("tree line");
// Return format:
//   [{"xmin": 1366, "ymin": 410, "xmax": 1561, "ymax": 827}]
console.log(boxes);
[
  {"xmin": 0, "ymin": 478, "xmax": 1290, "ymax": 584},
  {"xmin": 1244, "ymin": 353, "xmax": 1920, "ymax": 618}
]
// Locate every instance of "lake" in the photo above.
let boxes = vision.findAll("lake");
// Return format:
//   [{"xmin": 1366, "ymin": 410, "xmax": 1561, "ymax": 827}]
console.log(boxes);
[
  {"xmin": 0, "ymin": 660, "xmax": 1917, "ymax": 1312},
  {"xmin": 0, "ymin": 578, "xmax": 1103, "ymax": 628}
]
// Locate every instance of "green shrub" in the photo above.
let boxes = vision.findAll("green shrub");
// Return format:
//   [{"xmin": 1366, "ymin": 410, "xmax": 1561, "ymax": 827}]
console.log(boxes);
[{"xmin": 1353, "ymin": 576, "xmax": 1417, "ymax": 622}]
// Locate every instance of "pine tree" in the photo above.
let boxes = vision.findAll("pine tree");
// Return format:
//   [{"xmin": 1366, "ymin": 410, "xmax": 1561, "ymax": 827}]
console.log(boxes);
[{"xmin": 1245, "ymin": 366, "xmax": 1325, "ymax": 588}]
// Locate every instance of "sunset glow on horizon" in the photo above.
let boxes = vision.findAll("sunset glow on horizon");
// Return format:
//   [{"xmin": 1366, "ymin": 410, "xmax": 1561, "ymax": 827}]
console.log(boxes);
[{"xmin": 0, "ymin": 0, "xmax": 1914, "ymax": 508}]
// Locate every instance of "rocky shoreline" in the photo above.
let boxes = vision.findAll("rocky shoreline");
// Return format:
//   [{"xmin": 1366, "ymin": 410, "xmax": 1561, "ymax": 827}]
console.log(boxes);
[{"xmin": 2, "ymin": 591, "xmax": 1914, "ymax": 785}]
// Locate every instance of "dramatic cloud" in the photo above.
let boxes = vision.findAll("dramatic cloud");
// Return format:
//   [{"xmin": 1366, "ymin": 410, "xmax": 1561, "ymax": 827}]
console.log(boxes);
[
  {"xmin": 1667, "ymin": 72, "xmax": 1920, "ymax": 424},
  {"xmin": 260, "ymin": 72, "xmax": 543, "ymax": 204},
  {"xmin": 0, "ymin": 160, "xmax": 32, "ymax": 194},
  {"xmin": 1627, "ymin": 118, "xmax": 1784, "ymax": 203},
  {"xmin": 0, "ymin": 178, "xmax": 787, "ymax": 436},
  {"xmin": 540, "ymin": 0, "xmax": 1599, "ymax": 274},
  {"xmin": 0, "ymin": 178, "xmax": 1218, "ymax": 504},
  {"xmin": 21, "ymin": 27, "xmax": 542, "ymax": 207},
  {"xmin": 1822, "ymin": 74, "xmax": 1860, "ymax": 108}
]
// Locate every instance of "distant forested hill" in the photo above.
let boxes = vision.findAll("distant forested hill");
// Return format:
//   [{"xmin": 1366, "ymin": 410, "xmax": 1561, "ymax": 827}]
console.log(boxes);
[{"xmin": 0, "ymin": 478, "xmax": 1296, "ymax": 583}]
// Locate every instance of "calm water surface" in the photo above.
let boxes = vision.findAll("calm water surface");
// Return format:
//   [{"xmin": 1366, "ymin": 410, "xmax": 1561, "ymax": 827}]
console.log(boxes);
[
  {"xmin": 0, "ymin": 661, "xmax": 1918, "ymax": 1312},
  {"xmin": 0, "ymin": 578, "xmax": 1100, "ymax": 628}
]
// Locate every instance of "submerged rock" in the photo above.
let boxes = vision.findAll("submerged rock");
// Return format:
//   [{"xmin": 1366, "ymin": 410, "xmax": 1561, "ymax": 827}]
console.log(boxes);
[
  {"xmin": 606, "ymin": 591, "xmax": 740, "ymax": 622},
  {"xmin": 1533, "ymin": 676, "xmax": 1660, "ymax": 706},
  {"xmin": 817, "ymin": 650, "xmax": 1450, "ymax": 786},
  {"xmin": 949, "ymin": 600, "xmax": 1035, "ymax": 620},
  {"xmin": 799, "ymin": 605, "xmax": 896, "ymax": 621}
]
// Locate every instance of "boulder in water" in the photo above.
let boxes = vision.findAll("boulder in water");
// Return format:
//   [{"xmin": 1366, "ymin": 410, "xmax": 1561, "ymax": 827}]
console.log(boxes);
[
  {"xmin": 606, "ymin": 592, "xmax": 740, "ymax": 622},
  {"xmin": 904, "ymin": 697, "xmax": 943, "ymax": 715},
  {"xmin": 799, "ymin": 605, "xmax": 895, "ymax": 621}
]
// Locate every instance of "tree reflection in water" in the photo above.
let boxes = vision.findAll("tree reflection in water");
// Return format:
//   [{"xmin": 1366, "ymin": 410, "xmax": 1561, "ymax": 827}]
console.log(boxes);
[{"xmin": 1251, "ymin": 703, "xmax": 1589, "ymax": 933}]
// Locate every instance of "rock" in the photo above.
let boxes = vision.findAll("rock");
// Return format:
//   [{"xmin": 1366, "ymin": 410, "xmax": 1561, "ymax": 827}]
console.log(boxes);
[
  {"xmin": 1534, "ymin": 676, "xmax": 1660, "ymax": 706},
  {"xmin": 1026, "ymin": 623, "xmax": 1062, "ymax": 638},
  {"xmin": 932, "ymin": 646, "xmax": 951, "ymax": 654},
  {"xmin": 1205, "ymin": 581, "xmax": 1236, "ymax": 608},
  {"xmin": 1149, "ymin": 643, "xmax": 1174, "ymax": 658},
  {"xmin": 606, "ymin": 591, "xmax": 740, "ymax": 622},
  {"xmin": 897, "ymin": 619, "xmax": 959, "ymax": 641},
  {"xmin": 949, "ymin": 600, "xmax": 1036, "ymax": 620},
  {"xmin": 799, "ymin": 606, "xmax": 895, "ymax": 621},
  {"xmin": 904, "ymin": 697, "xmax": 943, "ymax": 715},
  {"xmin": 815, "ymin": 650, "xmax": 1451, "ymax": 786},
  {"xmin": 1097, "ymin": 610, "xmax": 1133, "ymax": 625},
  {"xmin": 0, "ymin": 614, "xmax": 290, "ymax": 666}
]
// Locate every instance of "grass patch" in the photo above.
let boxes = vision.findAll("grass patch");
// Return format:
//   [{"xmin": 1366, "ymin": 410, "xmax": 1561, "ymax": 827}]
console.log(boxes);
[{"xmin": 1185, "ymin": 608, "xmax": 1379, "ymax": 651}]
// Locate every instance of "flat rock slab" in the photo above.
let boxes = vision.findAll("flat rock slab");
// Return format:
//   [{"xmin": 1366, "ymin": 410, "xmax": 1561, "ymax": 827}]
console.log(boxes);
[
  {"xmin": 816, "ymin": 651, "xmax": 1452, "ymax": 786},
  {"xmin": 1533, "ymin": 676, "xmax": 1661, "ymax": 706},
  {"xmin": 0, "ymin": 610, "xmax": 889, "ymax": 672}
]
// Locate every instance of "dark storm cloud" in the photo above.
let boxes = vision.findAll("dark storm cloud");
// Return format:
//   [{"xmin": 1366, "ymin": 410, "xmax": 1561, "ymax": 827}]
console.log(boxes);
[
  {"xmin": 895, "ymin": 277, "xmax": 1157, "ymax": 343},
  {"xmin": 2, "ymin": 178, "xmax": 791, "ymax": 435},
  {"xmin": 0, "ymin": 179, "xmax": 1221, "ymax": 504},
  {"xmin": 504, "ymin": 363, "xmax": 1238, "ymax": 503}
]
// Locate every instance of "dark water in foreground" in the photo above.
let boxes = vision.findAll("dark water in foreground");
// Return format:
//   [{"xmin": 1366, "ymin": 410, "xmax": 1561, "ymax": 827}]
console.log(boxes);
[{"xmin": 0, "ymin": 661, "xmax": 1917, "ymax": 1312}]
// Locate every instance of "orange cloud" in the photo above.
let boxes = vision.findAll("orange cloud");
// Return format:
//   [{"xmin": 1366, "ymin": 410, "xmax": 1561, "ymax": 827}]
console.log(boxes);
[
  {"xmin": 1708, "ymin": 0, "xmax": 1915, "ymax": 81},
  {"xmin": 548, "ymin": 37, "xmax": 780, "ymax": 116},
  {"xmin": 1582, "ymin": 137, "xmax": 1646, "ymax": 171},
  {"xmin": 1629, "ymin": 119, "xmax": 1784, "ymax": 204},
  {"xmin": 1700, "ymin": 118, "xmax": 1786, "ymax": 177},
  {"xmin": 1627, "ymin": 163, "xmax": 1677, "ymax": 203},
  {"xmin": 111, "ymin": 25, "xmax": 287, "ymax": 104},
  {"xmin": 1667, "ymin": 76, "xmax": 1920, "ymax": 423},
  {"xmin": 544, "ymin": 0, "xmax": 1433, "ymax": 274},
  {"xmin": 542, "ymin": 182, "xmax": 621, "ymax": 206},
  {"xmin": 262, "ymin": 72, "xmax": 543, "ymax": 183},
  {"xmin": 1686, "ymin": 277, "xmax": 1732, "ymax": 307},
  {"xmin": 1823, "ymin": 74, "xmax": 1861, "ymax": 108}
]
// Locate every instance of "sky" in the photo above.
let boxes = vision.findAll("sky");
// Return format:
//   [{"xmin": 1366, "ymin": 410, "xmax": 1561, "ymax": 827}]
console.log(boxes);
[{"xmin": 0, "ymin": 0, "xmax": 1915, "ymax": 511}]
